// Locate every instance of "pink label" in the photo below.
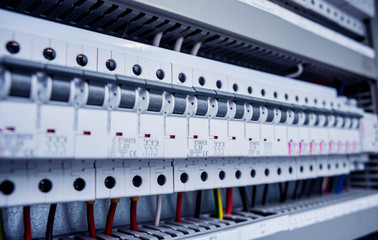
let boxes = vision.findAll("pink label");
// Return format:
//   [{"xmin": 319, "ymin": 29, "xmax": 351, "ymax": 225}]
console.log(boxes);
[
  {"xmin": 319, "ymin": 142, "xmax": 323, "ymax": 153},
  {"xmin": 299, "ymin": 142, "xmax": 302, "ymax": 155},
  {"xmin": 345, "ymin": 142, "xmax": 348, "ymax": 153},
  {"xmin": 352, "ymin": 141, "xmax": 356, "ymax": 152},
  {"xmin": 337, "ymin": 142, "xmax": 341, "ymax": 153},
  {"xmin": 329, "ymin": 141, "xmax": 332, "ymax": 153},
  {"xmin": 288, "ymin": 142, "xmax": 291, "ymax": 155},
  {"xmin": 309, "ymin": 142, "xmax": 313, "ymax": 154}
]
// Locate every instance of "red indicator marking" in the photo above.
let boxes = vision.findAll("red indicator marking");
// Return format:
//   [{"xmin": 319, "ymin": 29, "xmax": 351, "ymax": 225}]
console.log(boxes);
[
  {"xmin": 214, "ymin": 136, "xmax": 218, "ymax": 139},
  {"xmin": 6, "ymin": 127, "xmax": 15, "ymax": 132},
  {"xmin": 46, "ymin": 129, "xmax": 55, "ymax": 134},
  {"xmin": 193, "ymin": 135, "xmax": 198, "ymax": 139},
  {"xmin": 232, "ymin": 136, "xmax": 236, "ymax": 140},
  {"xmin": 116, "ymin": 132, "xmax": 123, "ymax": 136},
  {"xmin": 145, "ymin": 134, "xmax": 151, "ymax": 138},
  {"xmin": 170, "ymin": 135, "xmax": 175, "ymax": 139},
  {"xmin": 83, "ymin": 131, "xmax": 91, "ymax": 135}
]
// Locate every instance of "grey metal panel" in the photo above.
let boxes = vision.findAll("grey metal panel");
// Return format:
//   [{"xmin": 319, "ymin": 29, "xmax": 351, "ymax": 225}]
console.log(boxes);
[
  {"xmin": 257, "ymin": 206, "xmax": 378, "ymax": 240},
  {"xmin": 124, "ymin": 0, "xmax": 377, "ymax": 79}
]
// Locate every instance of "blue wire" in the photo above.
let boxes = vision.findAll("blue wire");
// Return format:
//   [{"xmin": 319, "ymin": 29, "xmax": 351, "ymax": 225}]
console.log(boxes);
[{"xmin": 335, "ymin": 174, "xmax": 346, "ymax": 194}]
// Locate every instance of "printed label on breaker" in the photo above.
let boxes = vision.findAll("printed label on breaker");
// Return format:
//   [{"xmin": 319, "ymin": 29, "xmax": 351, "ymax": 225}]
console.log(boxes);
[
  {"xmin": 109, "ymin": 136, "xmax": 138, "ymax": 158},
  {"xmin": 189, "ymin": 139, "xmax": 209, "ymax": 157},
  {"xmin": 249, "ymin": 141, "xmax": 260, "ymax": 156},
  {"xmin": 0, "ymin": 133, "xmax": 35, "ymax": 157}
]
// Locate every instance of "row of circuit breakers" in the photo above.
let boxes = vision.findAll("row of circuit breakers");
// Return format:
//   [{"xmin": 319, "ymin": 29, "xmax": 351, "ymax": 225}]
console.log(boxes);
[{"xmin": 0, "ymin": 10, "xmax": 378, "ymax": 207}]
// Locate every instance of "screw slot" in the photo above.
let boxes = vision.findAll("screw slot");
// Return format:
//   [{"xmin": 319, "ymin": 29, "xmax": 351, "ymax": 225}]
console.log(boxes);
[
  {"xmin": 219, "ymin": 170, "xmax": 226, "ymax": 180},
  {"xmin": 198, "ymin": 76, "xmax": 206, "ymax": 86},
  {"xmin": 235, "ymin": 170, "xmax": 241, "ymax": 179},
  {"xmin": 132, "ymin": 175, "xmax": 142, "ymax": 187},
  {"xmin": 250, "ymin": 169, "xmax": 256, "ymax": 178},
  {"xmin": 104, "ymin": 176, "xmax": 116, "ymax": 189},
  {"xmin": 232, "ymin": 83, "xmax": 238, "ymax": 92},
  {"xmin": 216, "ymin": 80, "xmax": 222, "ymax": 89},
  {"xmin": 156, "ymin": 69, "xmax": 165, "ymax": 80},
  {"xmin": 178, "ymin": 72, "xmax": 186, "ymax": 83},
  {"xmin": 0, "ymin": 180, "xmax": 15, "ymax": 195},
  {"xmin": 39, "ymin": 179, "xmax": 52, "ymax": 193},
  {"xmin": 264, "ymin": 168, "xmax": 269, "ymax": 176},
  {"xmin": 43, "ymin": 48, "xmax": 56, "ymax": 60},
  {"xmin": 277, "ymin": 168, "xmax": 281, "ymax": 175},
  {"xmin": 76, "ymin": 54, "xmax": 88, "ymax": 66},
  {"xmin": 73, "ymin": 178, "xmax": 86, "ymax": 191},
  {"xmin": 248, "ymin": 86, "xmax": 253, "ymax": 94},
  {"xmin": 157, "ymin": 174, "xmax": 166, "ymax": 186},
  {"xmin": 6, "ymin": 41, "xmax": 20, "ymax": 54},
  {"xmin": 180, "ymin": 173, "xmax": 189, "ymax": 183},
  {"xmin": 106, "ymin": 59, "xmax": 117, "ymax": 71},
  {"xmin": 200, "ymin": 171, "xmax": 208, "ymax": 182},
  {"xmin": 132, "ymin": 64, "xmax": 142, "ymax": 76}
]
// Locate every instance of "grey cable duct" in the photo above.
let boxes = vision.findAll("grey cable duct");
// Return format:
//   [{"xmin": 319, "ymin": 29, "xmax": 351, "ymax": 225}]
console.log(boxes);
[{"xmin": 285, "ymin": 63, "xmax": 304, "ymax": 78}]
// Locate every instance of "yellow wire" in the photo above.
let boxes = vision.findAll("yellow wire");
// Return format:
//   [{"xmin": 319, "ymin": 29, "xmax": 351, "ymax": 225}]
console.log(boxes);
[{"xmin": 216, "ymin": 189, "xmax": 223, "ymax": 219}]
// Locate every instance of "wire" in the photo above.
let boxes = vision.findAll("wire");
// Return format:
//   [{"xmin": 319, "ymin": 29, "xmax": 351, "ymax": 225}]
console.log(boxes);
[
  {"xmin": 46, "ymin": 203, "xmax": 57, "ymax": 240},
  {"xmin": 194, "ymin": 190, "xmax": 202, "ymax": 218},
  {"xmin": 174, "ymin": 37, "xmax": 184, "ymax": 52},
  {"xmin": 225, "ymin": 188, "xmax": 233, "ymax": 215},
  {"xmin": 292, "ymin": 180, "xmax": 299, "ymax": 200},
  {"xmin": 86, "ymin": 201, "xmax": 96, "ymax": 239},
  {"xmin": 262, "ymin": 184, "xmax": 269, "ymax": 206},
  {"xmin": 251, "ymin": 185, "xmax": 256, "ymax": 208},
  {"xmin": 105, "ymin": 198, "xmax": 120, "ymax": 236},
  {"xmin": 239, "ymin": 187, "xmax": 250, "ymax": 212},
  {"xmin": 298, "ymin": 180, "xmax": 307, "ymax": 199},
  {"xmin": 190, "ymin": 42, "xmax": 202, "ymax": 56},
  {"xmin": 213, "ymin": 189, "xmax": 223, "ymax": 219},
  {"xmin": 176, "ymin": 192, "xmax": 183, "ymax": 222},
  {"xmin": 0, "ymin": 209, "xmax": 5, "ymax": 240},
  {"xmin": 152, "ymin": 32, "xmax": 163, "ymax": 47},
  {"xmin": 154, "ymin": 195, "xmax": 162, "ymax": 226},
  {"xmin": 306, "ymin": 179, "xmax": 316, "ymax": 197},
  {"xmin": 285, "ymin": 63, "xmax": 304, "ymax": 78},
  {"xmin": 23, "ymin": 206, "xmax": 31, "ymax": 240},
  {"xmin": 130, "ymin": 197, "xmax": 139, "ymax": 231},
  {"xmin": 335, "ymin": 175, "xmax": 347, "ymax": 194}
]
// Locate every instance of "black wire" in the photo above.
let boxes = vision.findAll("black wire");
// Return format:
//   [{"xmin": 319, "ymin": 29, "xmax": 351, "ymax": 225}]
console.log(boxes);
[
  {"xmin": 292, "ymin": 180, "xmax": 299, "ymax": 200},
  {"xmin": 262, "ymin": 184, "xmax": 269, "ymax": 206},
  {"xmin": 306, "ymin": 179, "xmax": 316, "ymax": 197},
  {"xmin": 318, "ymin": 178, "xmax": 324, "ymax": 195},
  {"xmin": 46, "ymin": 203, "xmax": 57, "ymax": 240},
  {"xmin": 251, "ymin": 185, "xmax": 256, "ymax": 208},
  {"xmin": 297, "ymin": 180, "xmax": 307, "ymax": 199},
  {"xmin": 239, "ymin": 187, "xmax": 250, "ymax": 212},
  {"xmin": 194, "ymin": 190, "xmax": 202, "ymax": 218},
  {"xmin": 279, "ymin": 182, "xmax": 289, "ymax": 203}
]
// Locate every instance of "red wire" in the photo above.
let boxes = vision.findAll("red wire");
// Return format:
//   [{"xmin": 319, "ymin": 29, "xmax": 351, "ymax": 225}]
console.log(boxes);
[
  {"xmin": 226, "ymin": 188, "xmax": 233, "ymax": 215},
  {"xmin": 23, "ymin": 206, "xmax": 31, "ymax": 240},
  {"xmin": 86, "ymin": 201, "xmax": 96, "ymax": 239},
  {"xmin": 105, "ymin": 199, "xmax": 119, "ymax": 236},
  {"xmin": 324, "ymin": 177, "xmax": 330, "ymax": 194},
  {"xmin": 130, "ymin": 197, "xmax": 138, "ymax": 231},
  {"xmin": 176, "ymin": 192, "xmax": 183, "ymax": 222}
]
